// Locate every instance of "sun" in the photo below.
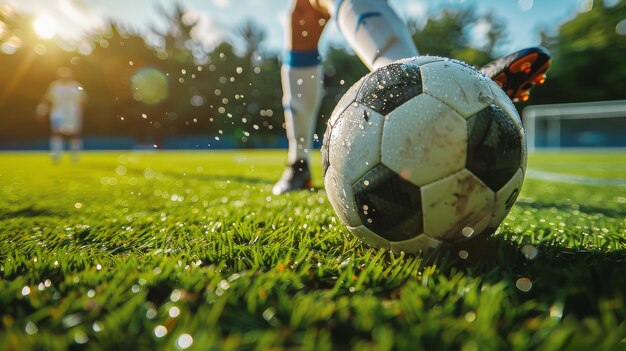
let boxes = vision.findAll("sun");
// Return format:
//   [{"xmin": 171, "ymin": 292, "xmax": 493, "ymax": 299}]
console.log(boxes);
[{"xmin": 33, "ymin": 15, "xmax": 57, "ymax": 40}]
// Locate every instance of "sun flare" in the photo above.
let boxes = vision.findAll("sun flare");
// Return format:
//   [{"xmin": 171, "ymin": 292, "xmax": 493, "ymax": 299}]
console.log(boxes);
[{"xmin": 33, "ymin": 15, "xmax": 57, "ymax": 40}]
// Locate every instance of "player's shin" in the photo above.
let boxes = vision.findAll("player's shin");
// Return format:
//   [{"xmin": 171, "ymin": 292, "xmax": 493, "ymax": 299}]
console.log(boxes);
[
  {"xmin": 70, "ymin": 137, "xmax": 82, "ymax": 163},
  {"xmin": 334, "ymin": 0, "xmax": 418, "ymax": 70},
  {"xmin": 50, "ymin": 135, "xmax": 63, "ymax": 163}
]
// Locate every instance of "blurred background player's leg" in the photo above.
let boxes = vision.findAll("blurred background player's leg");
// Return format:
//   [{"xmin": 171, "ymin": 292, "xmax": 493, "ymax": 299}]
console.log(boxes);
[
  {"xmin": 50, "ymin": 133, "xmax": 63, "ymax": 163},
  {"xmin": 70, "ymin": 135, "xmax": 82, "ymax": 163},
  {"xmin": 273, "ymin": 0, "xmax": 328, "ymax": 195},
  {"xmin": 315, "ymin": 0, "xmax": 418, "ymax": 70}
]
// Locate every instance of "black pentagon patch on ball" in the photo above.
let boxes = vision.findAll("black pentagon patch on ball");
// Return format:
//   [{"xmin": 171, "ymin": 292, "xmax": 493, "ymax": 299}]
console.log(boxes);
[
  {"xmin": 355, "ymin": 63, "xmax": 422, "ymax": 115},
  {"xmin": 321, "ymin": 122, "xmax": 332, "ymax": 178},
  {"xmin": 466, "ymin": 104, "xmax": 522, "ymax": 191},
  {"xmin": 352, "ymin": 164, "xmax": 423, "ymax": 242}
]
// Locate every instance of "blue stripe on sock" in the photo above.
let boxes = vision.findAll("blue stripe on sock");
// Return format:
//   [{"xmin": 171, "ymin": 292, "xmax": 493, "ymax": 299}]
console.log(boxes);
[
  {"xmin": 355, "ymin": 11, "xmax": 382, "ymax": 31},
  {"xmin": 283, "ymin": 49, "xmax": 321, "ymax": 67}
]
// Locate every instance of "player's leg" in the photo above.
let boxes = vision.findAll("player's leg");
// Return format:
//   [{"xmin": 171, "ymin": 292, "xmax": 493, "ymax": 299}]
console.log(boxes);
[
  {"xmin": 480, "ymin": 46, "xmax": 551, "ymax": 102},
  {"xmin": 313, "ymin": 0, "xmax": 418, "ymax": 70},
  {"xmin": 273, "ymin": 0, "xmax": 328, "ymax": 195},
  {"xmin": 50, "ymin": 132, "xmax": 63, "ymax": 163},
  {"xmin": 69, "ymin": 134, "xmax": 82, "ymax": 163}
]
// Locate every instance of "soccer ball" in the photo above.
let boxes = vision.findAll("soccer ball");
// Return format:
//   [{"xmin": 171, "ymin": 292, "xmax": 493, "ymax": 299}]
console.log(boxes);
[{"xmin": 322, "ymin": 56, "xmax": 526, "ymax": 256}]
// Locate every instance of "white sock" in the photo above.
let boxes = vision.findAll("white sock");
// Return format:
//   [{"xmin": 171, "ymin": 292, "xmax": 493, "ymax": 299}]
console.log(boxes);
[
  {"xmin": 70, "ymin": 138, "xmax": 82, "ymax": 163},
  {"xmin": 281, "ymin": 64, "xmax": 324, "ymax": 164},
  {"xmin": 335, "ymin": 0, "xmax": 418, "ymax": 70},
  {"xmin": 50, "ymin": 136, "xmax": 63, "ymax": 162}
]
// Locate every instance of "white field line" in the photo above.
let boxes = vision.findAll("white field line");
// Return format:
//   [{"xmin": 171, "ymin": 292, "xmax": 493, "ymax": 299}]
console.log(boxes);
[{"xmin": 526, "ymin": 169, "xmax": 626, "ymax": 186}]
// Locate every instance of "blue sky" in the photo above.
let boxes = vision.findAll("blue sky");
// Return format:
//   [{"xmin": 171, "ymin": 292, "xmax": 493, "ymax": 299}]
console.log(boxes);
[{"xmin": 1, "ymin": 0, "xmax": 606, "ymax": 55}]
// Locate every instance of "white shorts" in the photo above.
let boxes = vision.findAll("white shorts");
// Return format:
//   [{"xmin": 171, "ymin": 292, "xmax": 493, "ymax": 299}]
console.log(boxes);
[{"xmin": 50, "ymin": 114, "xmax": 82, "ymax": 135}]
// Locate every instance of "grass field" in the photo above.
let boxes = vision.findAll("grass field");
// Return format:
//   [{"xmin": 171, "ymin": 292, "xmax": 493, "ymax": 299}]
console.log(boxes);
[{"xmin": 1, "ymin": 150, "xmax": 625, "ymax": 350}]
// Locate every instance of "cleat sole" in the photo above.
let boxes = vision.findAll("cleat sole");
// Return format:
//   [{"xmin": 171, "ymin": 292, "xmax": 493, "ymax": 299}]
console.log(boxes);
[{"xmin": 493, "ymin": 49, "xmax": 551, "ymax": 103}]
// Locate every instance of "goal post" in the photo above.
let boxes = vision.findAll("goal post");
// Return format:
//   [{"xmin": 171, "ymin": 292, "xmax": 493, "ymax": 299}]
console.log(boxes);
[{"xmin": 523, "ymin": 100, "xmax": 626, "ymax": 152}]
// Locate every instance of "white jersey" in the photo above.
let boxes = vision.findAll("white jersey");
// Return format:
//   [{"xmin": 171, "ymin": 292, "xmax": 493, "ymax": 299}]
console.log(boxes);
[{"xmin": 45, "ymin": 80, "xmax": 86, "ymax": 134}]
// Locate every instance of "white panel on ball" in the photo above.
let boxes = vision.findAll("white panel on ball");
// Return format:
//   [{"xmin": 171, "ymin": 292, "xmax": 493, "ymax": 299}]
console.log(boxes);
[
  {"xmin": 421, "ymin": 60, "xmax": 494, "ymax": 119},
  {"xmin": 324, "ymin": 167, "xmax": 363, "ymax": 227},
  {"xmin": 489, "ymin": 168, "xmax": 524, "ymax": 228},
  {"xmin": 347, "ymin": 225, "xmax": 390, "ymax": 250},
  {"xmin": 396, "ymin": 55, "xmax": 444, "ymax": 68},
  {"xmin": 390, "ymin": 233, "xmax": 443, "ymax": 256},
  {"xmin": 328, "ymin": 105, "xmax": 385, "ymax": 185},
  {"xmin": 381, "ymin": 93, "xmax": 467, "ymax": 186},
  {"xmin": 421, "ymin": 169, "xmax": 494, "ymax": 241}
]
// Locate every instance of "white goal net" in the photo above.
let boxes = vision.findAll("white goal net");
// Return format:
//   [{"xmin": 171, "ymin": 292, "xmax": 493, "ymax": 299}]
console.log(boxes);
[{"xmin": 523, "ymin": 100, "xmax": 626, "ymax": 152}]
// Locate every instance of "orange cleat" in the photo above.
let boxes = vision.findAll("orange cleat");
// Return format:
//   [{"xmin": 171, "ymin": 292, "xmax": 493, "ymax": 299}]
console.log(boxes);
[{"xmin": 480, "ymin": 47, "xmax": 551, "ymax": 103}]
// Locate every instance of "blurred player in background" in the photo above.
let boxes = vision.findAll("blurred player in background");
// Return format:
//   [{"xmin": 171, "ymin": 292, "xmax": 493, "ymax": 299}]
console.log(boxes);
[
  {"xmin": 273, "ymin": 0, "xmax": 551, "ymax": 195},
  {"xmin": 36, "ymin": 67, "xmax": 87, "ymax": 163}
]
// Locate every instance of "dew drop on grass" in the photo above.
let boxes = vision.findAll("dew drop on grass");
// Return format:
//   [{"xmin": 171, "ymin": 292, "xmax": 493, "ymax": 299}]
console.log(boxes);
[
  {"xmin": 177, "ymin": 334, "xmax": 193, "ymax": 349},
  {"xmin": 516, "ymin": 277, "xmax": 532, "ymax": 292},
  {"xmin": 262, "ymin": 308, "xmax": 276, "ymax": 322},
  {"xmin": 21, "ymin": 286, "xmax": 30, "ymax": 296},
  {"xmin": 92, "ymin": 321, "xmax": 104, "ymax": 332},
  {"xmin": 154, "ymin": 325, "xmax": 167, "ymax": 338},
  {"xmin": 549, "ymin": 302, "xmax": 564, "ymax": 319},
  {"xmin": 25, "ymin": 321, "xmax": 38, "ymax": 335},
  {"xmin": 169, "ymin": 306, "xmax": 180, "ymax": 318},
  {"xmin": 521, "ymin": 244, "xmax": 538, "ymax": 260},
  {"xmin": 170, "ymin": 289, "xmax": 182, "ymax": 302},
  {"xmin": 462, "ymin": 227, "xmax": 474, "ymax": 238},
  {"xmin": 74, "ymin": 330, "xmax": 88, "ymax": 344},
  {"xmin": 458, "ymin": 250, "xmax": 469, "ymax": 259},
  {"xmin": 146, "ymin": 307, "xmax": 157, "ymax": 319},
  {"xmin": 218, "ymin": 280, "xmax": 230, "ymax": 291}
]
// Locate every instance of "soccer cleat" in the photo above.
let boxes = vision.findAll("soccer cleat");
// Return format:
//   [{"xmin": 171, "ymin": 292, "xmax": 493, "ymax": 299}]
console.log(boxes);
[
  {"xmin": 272, "ymin": 159, "xmax": 313, "ymax": 195},
  {"xmin": 480, "ymin": 46, "xmax": 551, "ymax": 102}
]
